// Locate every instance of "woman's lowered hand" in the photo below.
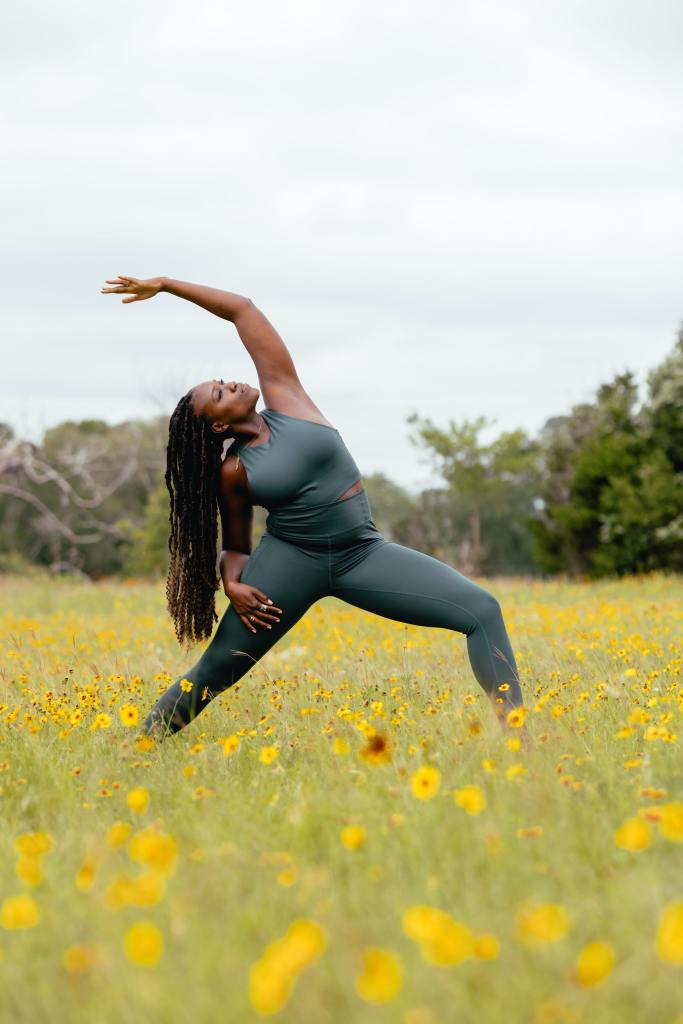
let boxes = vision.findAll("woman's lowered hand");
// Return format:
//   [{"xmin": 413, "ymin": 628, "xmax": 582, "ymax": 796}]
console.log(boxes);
[{"xmin": 227, "ymin": 582, "xmax": 282, "ymax": 634}]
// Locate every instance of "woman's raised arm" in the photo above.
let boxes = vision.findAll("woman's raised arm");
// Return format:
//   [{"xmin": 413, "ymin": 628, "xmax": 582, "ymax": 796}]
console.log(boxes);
[{"xmin": 101, "ymin": 275, "xmax": 301, "ymax": 387}]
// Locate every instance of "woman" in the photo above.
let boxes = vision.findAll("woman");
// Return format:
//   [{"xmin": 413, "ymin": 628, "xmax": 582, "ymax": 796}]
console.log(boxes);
[{"xmin": 101, "ymin": 275, "xmax": 526, "ymax": 741}]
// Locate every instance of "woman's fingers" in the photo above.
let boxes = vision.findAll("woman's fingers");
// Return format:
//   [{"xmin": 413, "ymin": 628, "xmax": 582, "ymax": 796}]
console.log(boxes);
[
  {"xmin": 254, "ymin": 593, "xmax": 282, "ymax": 614},
  {"xmin": 258, "ymin": 609, "xmax": 281, "ymax": 623},
  {"xmin": 239, "ymin": 610, "xmax": 277, "ymax": 631},
  {"xmin": 250, "ymin": 612, "xmax": 273, "ymax": 629}
]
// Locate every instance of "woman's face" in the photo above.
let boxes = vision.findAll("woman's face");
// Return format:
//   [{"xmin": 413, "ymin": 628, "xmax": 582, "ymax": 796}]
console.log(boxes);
[{"xmin": 191, "ymin": 379, "xmax": 259, "ymax": 434}]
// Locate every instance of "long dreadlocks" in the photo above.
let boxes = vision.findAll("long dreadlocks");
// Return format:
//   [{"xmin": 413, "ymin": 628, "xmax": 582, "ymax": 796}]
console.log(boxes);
[{"xmin": 164, "ymin": 388, "xmax": 228, "ymax": 646}]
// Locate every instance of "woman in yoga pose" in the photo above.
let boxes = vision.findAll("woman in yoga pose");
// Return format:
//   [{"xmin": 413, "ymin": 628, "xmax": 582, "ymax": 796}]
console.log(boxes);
[{"xmin": 101, "ymin": 275, "xmax": 526, "ymax": 740}]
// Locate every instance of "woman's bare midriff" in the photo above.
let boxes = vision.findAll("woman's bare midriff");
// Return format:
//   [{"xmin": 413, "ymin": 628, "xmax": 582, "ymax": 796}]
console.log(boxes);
[{"xmin": 336, "ymin": 479, "xmax": 364, "ymax": 501}]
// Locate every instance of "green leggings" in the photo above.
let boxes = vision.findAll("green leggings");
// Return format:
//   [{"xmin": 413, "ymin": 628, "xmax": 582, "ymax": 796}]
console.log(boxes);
[{"xmin": 143, "ymin": 490, "xmax": 523, "ymax": 736}]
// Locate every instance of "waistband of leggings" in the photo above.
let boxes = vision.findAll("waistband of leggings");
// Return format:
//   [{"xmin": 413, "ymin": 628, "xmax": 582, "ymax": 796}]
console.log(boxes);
[{"xmin": 265, "ymin": 489, "xmax": 377, "ymax": 545}]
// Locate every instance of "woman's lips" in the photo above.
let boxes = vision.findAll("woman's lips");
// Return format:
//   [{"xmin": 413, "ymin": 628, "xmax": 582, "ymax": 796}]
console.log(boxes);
[{"xmin": 239, "ymin": 383, "xmax": 248, "ymax": 394}]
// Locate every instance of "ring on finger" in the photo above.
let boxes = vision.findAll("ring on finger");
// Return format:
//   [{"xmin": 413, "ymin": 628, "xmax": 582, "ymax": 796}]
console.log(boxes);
[{"xmin": 249, "ymin": 614, "xmax": 255, "ymax": 621}]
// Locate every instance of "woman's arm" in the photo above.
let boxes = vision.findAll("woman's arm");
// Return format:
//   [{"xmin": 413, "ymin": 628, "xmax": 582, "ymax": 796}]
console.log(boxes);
[
  {"xmin": 164, "ymin": 278, "xmax": 301, "ymax": 385},
  {"xmin": 101, "ymin": 275, "xmax": 302, "ymax": 387},
  {"xmin": 218, "ymin": 461, "xmax": 283, "ymax": 632}
]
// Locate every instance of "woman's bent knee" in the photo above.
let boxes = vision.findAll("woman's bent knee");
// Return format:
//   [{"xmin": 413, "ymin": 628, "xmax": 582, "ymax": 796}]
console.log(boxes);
[{"xmin": 468, "ymin": 589, "xmax": 503, "ymax": 628}]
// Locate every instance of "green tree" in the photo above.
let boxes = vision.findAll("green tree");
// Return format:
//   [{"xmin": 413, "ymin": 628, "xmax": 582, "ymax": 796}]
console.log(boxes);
[
  {"xmin": 361, "ymin": 472, "xmax": 417, "ymax": 540},
  {"xmin": 532, "ymin": 341, "xmax": 683, "ymax": 576},
  {"xmin": 119, "ymin": 475, "xmax": 169, "ymax": 577},
  {"xmin": 406, "ymin": 413, "xmax": 540, "ymax": 575}
]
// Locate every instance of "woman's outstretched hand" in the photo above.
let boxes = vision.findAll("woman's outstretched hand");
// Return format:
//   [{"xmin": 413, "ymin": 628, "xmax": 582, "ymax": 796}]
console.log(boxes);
[
  {"xmin": 100, "ymin": 275, "xmax": 165, "ymax": 303},
  {"xmin": 227, "ymin": 581, "xmax": 282, "ymax": 634}
]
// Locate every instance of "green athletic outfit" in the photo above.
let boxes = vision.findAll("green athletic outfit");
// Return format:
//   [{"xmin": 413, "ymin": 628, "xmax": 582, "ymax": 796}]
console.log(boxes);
[{"xmin": 143, "ymin": 409, "xmax": 523, "ymax": 736}]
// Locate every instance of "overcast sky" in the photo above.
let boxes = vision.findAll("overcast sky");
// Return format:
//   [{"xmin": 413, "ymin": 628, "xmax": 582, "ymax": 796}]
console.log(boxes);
[{"xmin": 2, "ymin": 0, "xmax": 682, "ymax": 491}]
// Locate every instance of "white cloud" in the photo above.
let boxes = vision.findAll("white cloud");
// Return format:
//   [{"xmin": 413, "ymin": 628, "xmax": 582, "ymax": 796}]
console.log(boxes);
[{"xmin": 1, "ymin": 0, "xmax": 681, "ymax": 491}]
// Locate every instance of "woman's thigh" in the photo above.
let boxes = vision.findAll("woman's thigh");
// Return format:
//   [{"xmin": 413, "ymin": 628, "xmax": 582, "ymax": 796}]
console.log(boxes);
[
  {"xmin": 187, "ymin": 531, "xmax": 329, "ymax": 690},
  {"xmin": 145, "ymin": 532, "xmax": 329, "ymax": 733},
  {"xmin": 329, "ymin": 540, "xmax": 522, "ymax": 708},
  {"xmin": 331, "ymin": 540, "xmax": 495, "ymax": 634}
]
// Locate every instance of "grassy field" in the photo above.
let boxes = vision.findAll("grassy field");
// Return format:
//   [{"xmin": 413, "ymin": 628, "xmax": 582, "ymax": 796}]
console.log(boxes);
[{"xmin": 0, "ymin": 572, "xmax": 682, "ymax": 1024}]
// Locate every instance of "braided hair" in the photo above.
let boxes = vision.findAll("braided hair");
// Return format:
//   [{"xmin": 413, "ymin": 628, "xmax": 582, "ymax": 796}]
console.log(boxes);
[{"xmin": 164, "ymin": 387, "xmax": 229, "ymax": 646}]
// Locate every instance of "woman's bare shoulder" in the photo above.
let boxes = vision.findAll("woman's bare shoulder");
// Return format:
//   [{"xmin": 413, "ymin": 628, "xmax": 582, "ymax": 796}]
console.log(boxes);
[{"xmin": 219, "ymin": 448, "xmax": 250, "ymax": 497}]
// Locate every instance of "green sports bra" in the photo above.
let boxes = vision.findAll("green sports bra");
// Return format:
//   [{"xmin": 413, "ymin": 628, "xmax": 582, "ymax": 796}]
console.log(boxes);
[{"xmin": 229, "ymin": 409, "xmax": 363, "ymax": 511}]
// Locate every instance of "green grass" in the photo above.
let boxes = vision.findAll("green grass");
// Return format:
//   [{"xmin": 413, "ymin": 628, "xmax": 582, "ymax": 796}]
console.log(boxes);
[{"xmin": 0, "ymin": 572, "xmax": 682, "ymax": 1023}]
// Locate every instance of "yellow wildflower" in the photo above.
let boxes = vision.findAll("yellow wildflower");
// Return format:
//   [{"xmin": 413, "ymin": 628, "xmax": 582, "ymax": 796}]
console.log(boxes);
[
  {"xmin": 248, "ymin": 918, "xmax": 326, "ymax": 1014},
  {"xmin": 118, "ymin": 704, "xmax": 139, "ymax": 727},
  {"xmin": 359, "ymin": 733, "xmax": 392, "ymax": 765},
  {"xmin": 0, "ymin": 894, "xmax": 41, "ymax": 930},
  {"xmin": 341, "ymin": 826, "xmax": 367, "ymax": 851},
  {"xmin": 63, "ymin": 944, "xmax": 102, "ymax": 974},
  {"xmin": 14, "ymin": 831, "xmax": 54, "ymax": 858},
  {"xmin": 410, "ymin": 765, "xmax": 441, "ymax": 800},
  {"xmin": 126, "ymin": 787, "xmax": 150, "ymax": 814},
  {"xmin": 614, "ymin": 817, "xmax": 651, "ymax": 851},
  {"xmin": 506, "ymin": 706, "xmax": 527, "ymax": 728},
  {"xmin": 221, "ymin": 735, "xmax": 240, "ymax": 756},
  {"xmin": 107, "ymin": 821, "xmax": 133, "ymax": 848},
  {"xmin": 515, "ymin": 902, "xmax": 570, "ymax": 947},
  {"xmin": 75, "ymin": 855, "xmax": 98, "ymax": 893},
  {"xmin": 453, "ymin": 785, "xmax": 486, "ymax": 816},
  {"xmin": 123, "ymin": 921, "xmax": 164, "ymax": 967},
  {"xmin": 15, "ymin": 856, "xmax": 43, "ymax": 887},
  {"xmin": 259, "ymin": 745, "xmax": 280, "ymax": 765},
  {"xmin": 474, "ymin": 933, "xmax": 500, "ymax": 959},
  {"xmin": 572, "ymin": 939, "xmax": 615, "ymax": 987},
  {"xmin": 658, "ymin": 802, "xmax": 683, "ymax": 842},
  {"xmin": 402, "ymin": 905, "xmax": 475, "ymax": 965},
  {"xmin": 355, "ymin": 948, "xmax": 403, "ymax": 1003},
  {"xmin": 128, "ymin": 829, "xmax": 178, "ymax": 877},
  {"xmin": 656, "ymin": 902, "xmax": 683, "ymax": 964}
]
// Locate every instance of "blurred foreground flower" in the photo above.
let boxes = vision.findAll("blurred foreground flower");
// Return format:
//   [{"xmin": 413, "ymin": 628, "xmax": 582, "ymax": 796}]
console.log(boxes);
[
  {"xmin": 127, "ymin": 828, "xmax": 178, "ymax": 877},
  {"xmin": 410, "ymin": 766, "xmax": 441, "ymax": 801},
  {"xmin": 571, "ymin": 939, "xmax": 615, "ymax": 987},
  {"xmin": 614, "ymin": 817, "xmax": 651, "ymax": 852},
  {"xmin": 14, "ymin": 831, "xmax": 55, "ymax": 858},
  {"xmin": 656, "ymin": 902, "xmax": 683, "ymax": 964},
  {"xmin": 359, "ymin": 733, "xmax": 392, "ymax": 765},
  {"xmin": 341, "ymin": 826, "xmax": 367, "ymax": 851},
  {"xmin": 515, "ymin": 902, "xmax": 570, "ymax": 947},
  {"xmin": 453, "ymin": 785, "xmax": 486, "ymax": 815},
  {"xmin": 126, "ymin": 787, "xmax": 150, "ymax": 814},
  {"xmin": 1, "ymin": 894, "xmax": 41, "ymax": 930},
  {"xmin": 355, "ymin": 947, "xmax": 403, "ymax": 1003},
  {"xmin": 249, "ymin": 918, "xmax": 327, "ymax": 1015},
  {"xmin": 403, "ymin": 905, "xmax": 476, "ymax": 966},
  {"xmin": 124, "ymin": 921, "xmax": 164, "ymax": 967},
  {"xmin": 658, "ymin": 802, "xmax": 683, "ymax": 842},
  {"xmin": 259, "ymin": 746, "xmax": 280, "ymax": 765}
]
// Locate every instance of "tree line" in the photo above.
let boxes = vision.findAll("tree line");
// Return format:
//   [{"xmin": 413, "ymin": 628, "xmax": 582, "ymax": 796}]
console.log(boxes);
[{"xmin": 1, "ymin": 326, "xmax": 680, "ymax": 580}]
